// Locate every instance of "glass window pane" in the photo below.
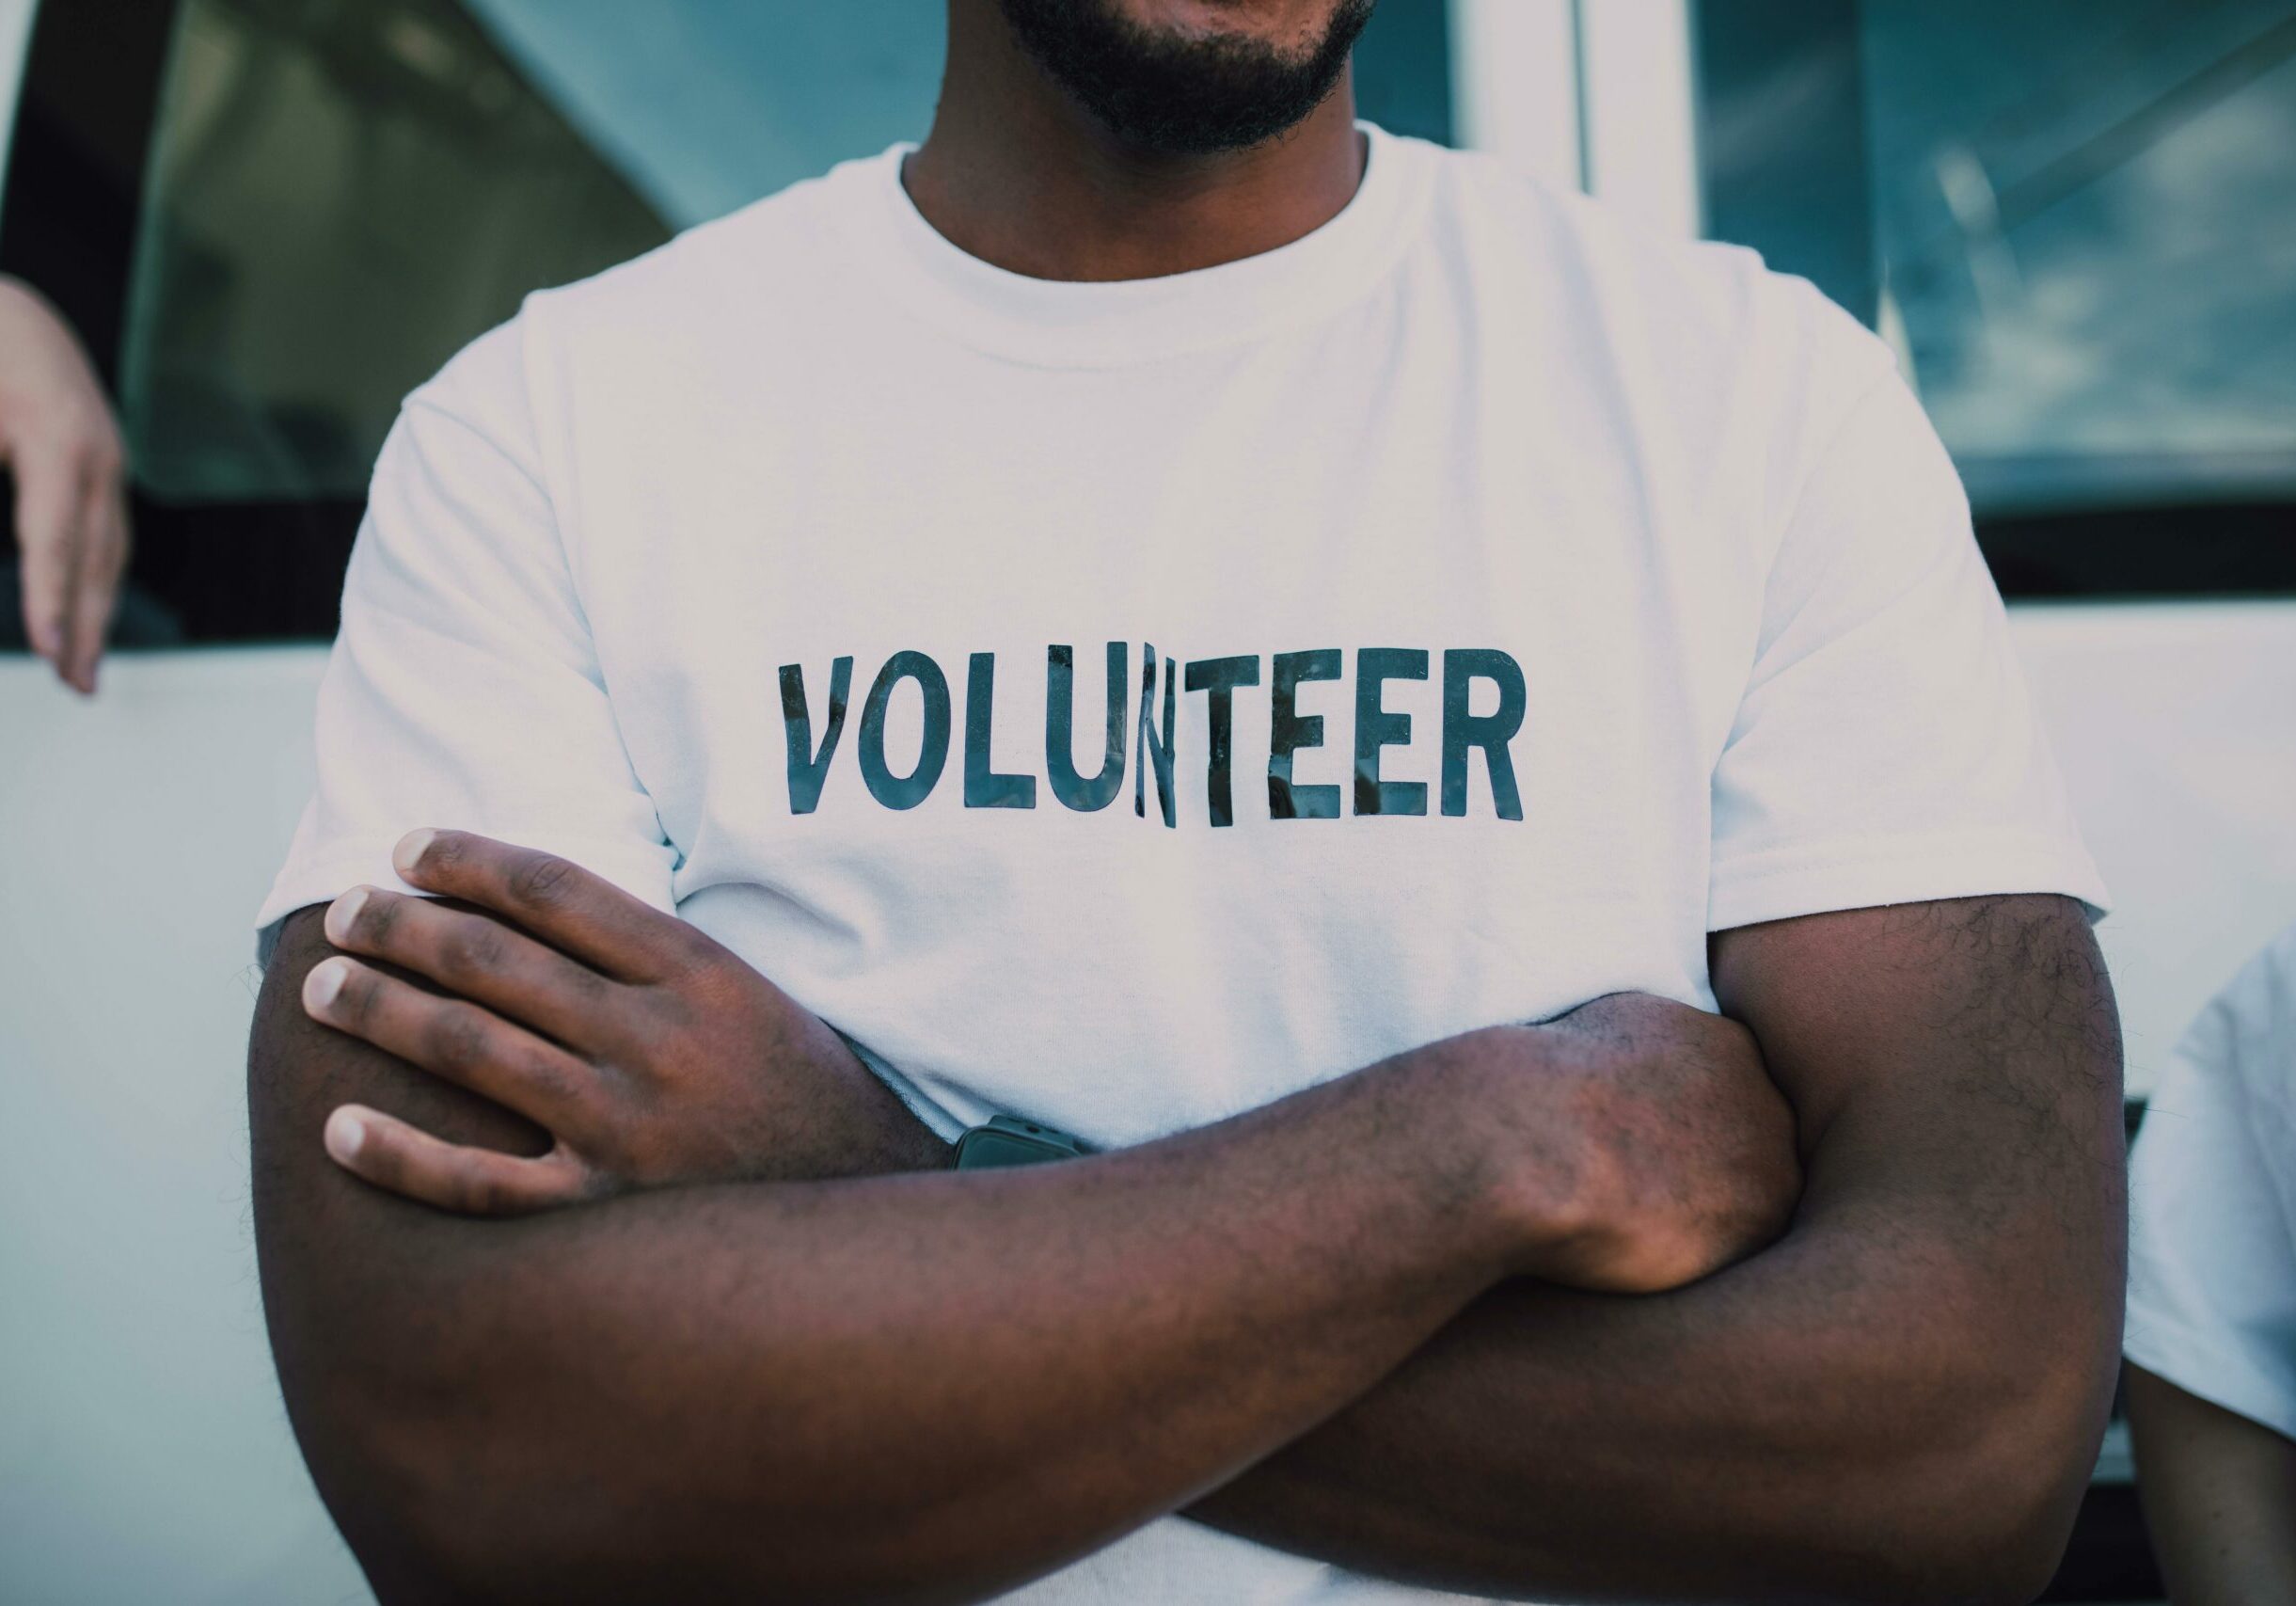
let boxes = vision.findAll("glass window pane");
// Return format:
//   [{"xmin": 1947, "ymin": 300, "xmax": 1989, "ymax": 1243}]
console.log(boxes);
[
  {"xmin": 119, "ymin": 0, "xmax": 1452, "ymax": 508},
  {"xmin": 121, "ymin": 0, "xmax": 672, "ymax": 503},
  {"xmin": 1696, "ymin": 0, "xmax": 2296, "ymax": 518}
]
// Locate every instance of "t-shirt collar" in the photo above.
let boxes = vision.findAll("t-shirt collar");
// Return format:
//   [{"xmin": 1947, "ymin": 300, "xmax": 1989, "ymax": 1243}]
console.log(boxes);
[{"xmin": 831, "ymin": 120, "xmax": 1431, "ymax": 369}]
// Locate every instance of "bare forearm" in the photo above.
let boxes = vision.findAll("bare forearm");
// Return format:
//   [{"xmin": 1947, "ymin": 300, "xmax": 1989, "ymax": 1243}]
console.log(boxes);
[
  {"xmin": 253, "ymin": 915, "xmax": 1524, "ymax": 1605},
  {"xmin": 1195, "ymin": 897, "xmax": 2126, "ymax": 1603},
  {"xmin": 2129, "ymin": 1365, "xmax": 2296, "ymax": 1606},
  {"xmin": 1193, "ymin": 1199, "xmax": 2105, "ymax": 1602}
]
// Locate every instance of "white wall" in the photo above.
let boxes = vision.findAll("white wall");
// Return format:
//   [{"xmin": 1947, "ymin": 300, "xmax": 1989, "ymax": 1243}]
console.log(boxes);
[
  {"xmin": 2, "ymin": 602, "xmax": 2290, "ymax": 1601},
  {"xmin": 0, "ymin": 647, "xmax": 368, "ymax": 1606},
  {"xmin": 2011, "ymin": 602, "xmax": 2296, "ymax": 1092}
]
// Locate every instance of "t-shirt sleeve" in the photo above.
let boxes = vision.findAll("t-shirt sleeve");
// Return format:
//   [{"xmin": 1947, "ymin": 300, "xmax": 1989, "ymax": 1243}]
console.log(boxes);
[
  {"xmin": 2124, "ymin": 931, "xmax": 2296, "ymax": 1441},
  {"xmin": 1705, "ymin": 310, "xmax": 2109, "ymax": 932},
  {"xmin": 252, "ymin": 316, "xmax": 676, "ymax": 966}
]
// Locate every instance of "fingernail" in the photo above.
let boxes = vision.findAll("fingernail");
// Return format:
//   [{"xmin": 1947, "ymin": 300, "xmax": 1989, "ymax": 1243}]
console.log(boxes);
[
  {"xmin": 325, "ymin": 886, "xmax": 370, "ymax": 945},
  {"xmin": 392, "ymin": 828, "xmax": 435, "ymax": 878},
  {"xmin": 325, "ymin": 1107, "xmax": 365, "ymax": 1163},
  {"xmin": 305, "ymin": 956, "xmax": 349, "ymax": 1011}
]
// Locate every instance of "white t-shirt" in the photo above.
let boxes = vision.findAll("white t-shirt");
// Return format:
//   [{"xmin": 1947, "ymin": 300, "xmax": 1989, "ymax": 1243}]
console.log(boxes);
[
  {"xmin": 2126, "ymin": 923, "xmax": 2296, "ymax": 1444},
  {"xmin": 255, "ymin": 122, "xmax": 2109, "ymax": 1602}
]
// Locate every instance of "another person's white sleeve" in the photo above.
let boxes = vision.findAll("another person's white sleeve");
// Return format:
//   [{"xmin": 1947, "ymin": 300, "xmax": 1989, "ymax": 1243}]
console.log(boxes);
[
  {"xmin": 1707, "ymin": 311, "xmax": 2108, "ymax": 931},
  {"xmin": 252, "ymin": 316, "xmax": 675, "ymax": 965},
  {"xmin": 2125, "ymin": 926, "xmax": 2296, "ymax": 1441}
]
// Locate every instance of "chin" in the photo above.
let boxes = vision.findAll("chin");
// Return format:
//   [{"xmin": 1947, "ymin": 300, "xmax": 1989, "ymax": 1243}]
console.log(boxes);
[
  {"xmin": 1109, "ymin": 0, "xmax": 1360, "ymax": 50},
  {"xmin": 999, "ymin": 0, "xmax": 1373, "ymax": 153}
]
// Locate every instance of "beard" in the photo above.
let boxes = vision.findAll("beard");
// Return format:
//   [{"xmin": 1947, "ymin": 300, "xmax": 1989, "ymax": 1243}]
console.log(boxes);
[{"xmin": 993, "ymin": 0, "xmax": 1377, "ymax": 155}]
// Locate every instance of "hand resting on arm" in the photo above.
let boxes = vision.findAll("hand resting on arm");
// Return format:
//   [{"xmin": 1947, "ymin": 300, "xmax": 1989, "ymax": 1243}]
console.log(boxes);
[
  {"xmin": 281, "ymin": 825, "xmax": 2122, "ymax": 1602},
  {"xmin": 250, "ymin": 831, "xmax": 1798, "ymax": 1604}
]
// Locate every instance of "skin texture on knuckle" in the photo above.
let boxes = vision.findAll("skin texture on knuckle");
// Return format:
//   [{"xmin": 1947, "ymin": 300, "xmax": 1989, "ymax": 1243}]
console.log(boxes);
[
  {"xmin": 358, "ymin": 892, "xmax": 404, "ymax": 949},
  {"xmin": 515, "ymin": 1048, "xmax": 591, "ymax": 1132},
  {"xmin": 674, "ymin": 918, "xmax": 733, "ymax": 976},
  {"xmin": 1542, "ymin": 1010, "xmax": 1799, "ymax": 1291},
  {"xmin": 437, "ymin": 919, "xmax": 504, "ymax": 981},
  {"xmin": 559, "ymin": 958, "xmax": 608, "ymax": 1002},
  {"xmin": 426, "ymin": 1010, "xmax": 491, "ymax": 1077},
  {"xmin": 340, "ymin": 967, "xmax": 385, "ymax": 1034},
  {"xmin": 510, "ymin": 853, "xmax": 576, "ymax": 909},
  {"xmin": 455, "ymin": 1170, "xmax": 515, "ymax": 1219}
]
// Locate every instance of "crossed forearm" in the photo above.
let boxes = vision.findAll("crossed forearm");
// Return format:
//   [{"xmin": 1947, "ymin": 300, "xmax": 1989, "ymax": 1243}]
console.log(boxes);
[
  {"xmin": 259, "ymin": 895, "xmax": 2121, "ymax": 1604},
  {"xmin": 1192, "ymin": 1190, "xmax": 2077, "ymax": 1601},
  {"xmin": 255, "ymin": 914, "xmax": 1546, "ymax": 1604},
  {"xmin": 1191, "ymin": 898, "xmax": 2128, "ymax": 1602}
]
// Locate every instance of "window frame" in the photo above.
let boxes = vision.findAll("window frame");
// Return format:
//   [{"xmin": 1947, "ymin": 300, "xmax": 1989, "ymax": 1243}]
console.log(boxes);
[{"xmin": 1685, "ymin": 0, "xmax": 2296, "ymax": 602}]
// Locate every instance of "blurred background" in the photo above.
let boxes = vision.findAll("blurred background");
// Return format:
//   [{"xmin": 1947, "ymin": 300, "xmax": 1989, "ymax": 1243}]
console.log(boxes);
[{"xmin": 1, "ymin": 1, "xmax": 2290, "ymax": 1600}]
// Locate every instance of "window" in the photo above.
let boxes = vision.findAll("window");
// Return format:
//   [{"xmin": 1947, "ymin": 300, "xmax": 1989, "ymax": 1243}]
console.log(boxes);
[
  {"xmin": 1696, "ymin": 0, "xmax": 2296, "ymax": 596},
  {"xmin": 1, "ymin": 0, "xmax": 1453, "ymax": 644},
  {"xmin": 122, "ymin": 0, "xmax": 672, "ymax": 504}
]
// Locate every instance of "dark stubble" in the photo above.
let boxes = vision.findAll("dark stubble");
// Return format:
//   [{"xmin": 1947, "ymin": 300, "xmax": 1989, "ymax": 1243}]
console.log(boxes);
[{"xmin": 994, "ymin": 0, "xmax": 1377, "ymax": 154}]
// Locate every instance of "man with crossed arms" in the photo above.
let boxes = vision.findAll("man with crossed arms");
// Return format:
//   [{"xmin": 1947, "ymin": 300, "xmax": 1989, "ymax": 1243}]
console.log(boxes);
[{"xmin": 248, "ymin": 1, "xmax": 2127, "ymax": 1599}]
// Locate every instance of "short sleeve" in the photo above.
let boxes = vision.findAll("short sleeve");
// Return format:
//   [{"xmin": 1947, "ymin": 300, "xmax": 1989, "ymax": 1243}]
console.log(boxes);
[
  {"xmin": 2124, "ymin": 930, "xmax": 2296, "ymax": 1440},
  {"xmin": 252, "ymin": 316, "xmax": 675, "ymax": 966},
  {"xmin": 1706, "ymin": 330, "xmax": 2109, "ymax": 931}
]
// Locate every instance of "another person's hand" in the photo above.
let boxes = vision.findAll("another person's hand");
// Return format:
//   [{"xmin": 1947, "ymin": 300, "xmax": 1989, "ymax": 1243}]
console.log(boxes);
[
  {"xmin": 0, "ymin": 276, "xmax": 130, "ymax": 694},
  {"xmin": 301, "ymin": 828, "xmax": 951, "ymax": 1214},
  {"xmin": 1465, "ymin": 992, "xmax": 1802, "ymax": 1295}
]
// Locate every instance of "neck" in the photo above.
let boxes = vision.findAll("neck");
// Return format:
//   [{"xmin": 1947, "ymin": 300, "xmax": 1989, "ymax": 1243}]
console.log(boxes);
[{"xmin": 905, "ymin": 0, "xmax": 1367, "ymax": 282}]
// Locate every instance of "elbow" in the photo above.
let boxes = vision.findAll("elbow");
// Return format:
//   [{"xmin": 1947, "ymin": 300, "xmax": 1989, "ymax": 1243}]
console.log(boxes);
[
  {"xmin": 282, "ymin": 1375, "xmax": 520, "ymax": 1604},
  {"xmin": 294, "ymin": 1375, "xmax": 987, "ymax": 1606},
  {"xmin": 1951, "ymin": 1415, "xmax": 2103, "ymax": 1606},
  {"xmin": 1924, "ymin": 1497, "xmax": 2082, "ymax": 1606},
  {"xmin": 1798, "ymin": 1458, "xmax": 2084, "ymax": 1606},
  {"xmin": 1831, "ymin": 1234, "xmax": 2123, "ymax": 1606},
  {"xmin": 1846, "ymin": 1361, "xmax": 2111, "ymax": 1606},
  {"xmin": 316, "ymin": 1409, "xmax": 694, "ymax": 1606},
  {"xmin": 1880, "ymin": 1459, "xmax": 2088, "ymax": 1606},
  {"xmin": 266, "ymin": 1309, "xmax": 608, "ymax": 1605},
  {"xmin": 312, "ymin": 1399, "xmax": 703, "ymax": 1606}
]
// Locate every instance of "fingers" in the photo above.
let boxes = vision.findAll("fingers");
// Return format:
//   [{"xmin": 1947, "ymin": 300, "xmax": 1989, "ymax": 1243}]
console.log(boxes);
[
  {"xmin": 62, "ymin": 475, "xmax": 129, "ymax": 694},
  {"xmin": 391, "ymin": 828, "xmax": 701, "ymax": 984},
  {"xmin": 324, "ymin": 1103, "xmax": 594, "ymax": 1216},
  {"xmin": 323, "ymin": 883, "xmax": 626, "ymax": 1056},
  {"xmin": 303, "ymin": 953, "xmax": 599, "ymax": 1135},
  {"xmin": 11, "ymin": 435, "xmax": 82, "ymax": 676}
]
